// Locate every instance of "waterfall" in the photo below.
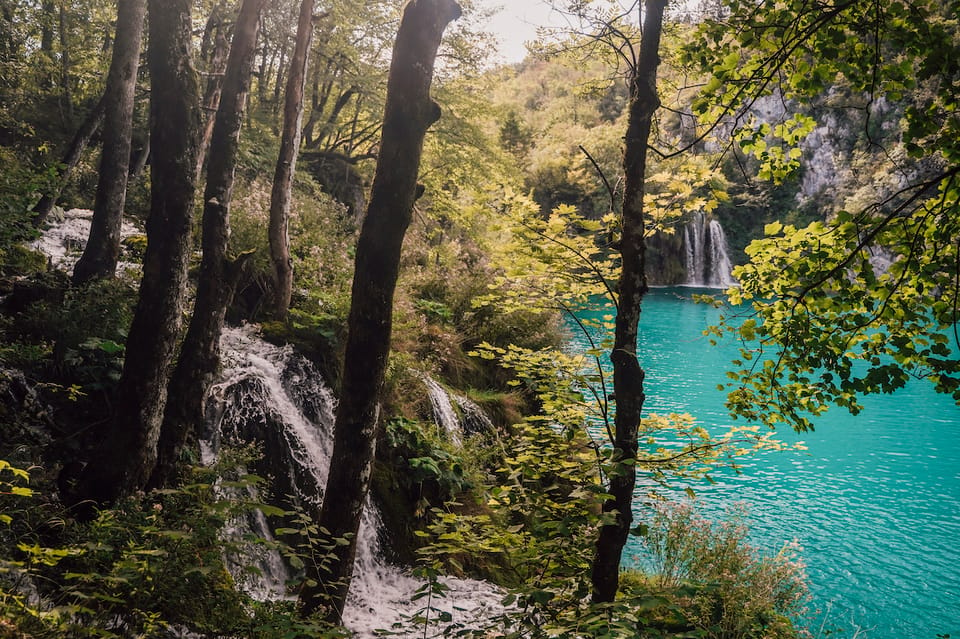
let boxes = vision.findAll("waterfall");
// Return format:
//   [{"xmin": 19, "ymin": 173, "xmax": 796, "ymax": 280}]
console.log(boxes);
[
  {"xmin": 422, "ymin": 375, "xmax": 462, "ymax": 445},
  {"xmin": 683, "ymin": 211, "xmax": 736, "ymax": 288},
  {"xmin": 423, "ymin": 376, "xmax": 496, "ymax": 442},
  {"xmin": 30, "ymin": 208, "xmax": 141, "ymax": 271},
  {"xmin": 208, "ymin": 326, "xmax": 503, "ymax": 636},
  {"xmin": 453, "ymin": 394, "xmax": 495, "ymax": 436}
]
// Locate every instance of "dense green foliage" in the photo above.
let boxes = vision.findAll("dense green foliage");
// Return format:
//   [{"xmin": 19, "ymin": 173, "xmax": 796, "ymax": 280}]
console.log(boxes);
[
  {"xmin": 3, "ymin": 0, "xmax": 956, "ymax": 635},
  {"xmin": 683, "ymin": 0, "xmax": 960, "ymax": 430}
]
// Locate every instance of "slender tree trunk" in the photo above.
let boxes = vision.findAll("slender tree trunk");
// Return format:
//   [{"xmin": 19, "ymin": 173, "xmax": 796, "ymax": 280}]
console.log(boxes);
[
  {"xmin": 196, "ymin": 6, "xmax": 230, "ymax": 177},
  {"xmin": 40, "ymin": 0, "xmax": 56, "ymax": 90},
  {"xmin": 67, "ymin": 0, "xmax": 203, "ymax": 508},
  {"xmin": 298, "ymin": 0, "xmax": 461, "ymax": 623},
  {"xmin": 268, "ymin": 0, "xmax": 315, "ymax": 320},
  {"xmin": 41, "ymin": 1, "xmax": 56, "ymax": 57},
  {"xmin": 32, "ymin": 95, "xmax": 106, "ymax": 226},
  {"xmin": 590, "ymin": 0, "xmax": 666, "ymax": 604},
  {"xmin": 129, "ymin": 131, "xmax": 150, "ymax": 180},
  {"xmin": 271, "ymin": 36, "xmax": 289, "ymax": 110},
  {"xmin": 73, "ymin": 0, "xmax": 147, "ymax": 285},
  {"xmin": 58, "ymin": 2, "xmax": 73, "ymax": 122},
  {"xmin": 151, "ymin": 0, "xmax": 267, "ymax": 489}
]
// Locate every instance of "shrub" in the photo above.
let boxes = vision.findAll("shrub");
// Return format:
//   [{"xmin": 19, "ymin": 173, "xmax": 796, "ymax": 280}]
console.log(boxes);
[{"xmin": 640, "ymin": 502, "xmax": 810, "ymax": 639}]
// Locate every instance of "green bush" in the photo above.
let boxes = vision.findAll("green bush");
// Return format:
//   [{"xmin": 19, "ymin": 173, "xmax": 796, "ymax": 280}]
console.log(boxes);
[
  {"xmin": 0, "ymin": 147, "xmax": 53, "ymax": 259},
  {"xmin": 0, "ymin": 454, "xmax": 358, "ymax": 638},
  {"xmin": 640, "ymin": 502, "xmax": 810, "ymax": 639}
]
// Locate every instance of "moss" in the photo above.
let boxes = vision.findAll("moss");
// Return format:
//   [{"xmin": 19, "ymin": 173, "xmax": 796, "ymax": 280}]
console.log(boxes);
[
  {"xmin": 1, "ymin": 244, "xmax": 47, "ymax": 277},
  {"xmin": 260, "ymin": 309, "xmax": 346, "ymax": 391},
  {"xmin": 120, "ymin": 233, "xmax": 147, "ymax": 260}
]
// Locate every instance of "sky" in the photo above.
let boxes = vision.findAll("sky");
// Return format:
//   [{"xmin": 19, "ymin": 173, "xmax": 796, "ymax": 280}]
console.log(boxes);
[{"xmin": 474, "ymin": 0, "xmax": 569, "ymax": 64}]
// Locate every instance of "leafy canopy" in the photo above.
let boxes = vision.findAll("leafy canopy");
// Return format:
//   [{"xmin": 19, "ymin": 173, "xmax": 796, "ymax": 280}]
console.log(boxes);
[{"xmin": 686, "ymin": 0, "xmax": 960, "ymax": 430}]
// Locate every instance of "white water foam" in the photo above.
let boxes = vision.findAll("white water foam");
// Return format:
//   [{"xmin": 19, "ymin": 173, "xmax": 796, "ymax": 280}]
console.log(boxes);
[
  {"xmin": 422, "ymin": 375, "xmax": 462, "ymax": 445},
  {"xmin": 683, "ymin": 211, "xmax": 736, "ymax": 288},
  {"xmin": 31, "ymin": 208, "xmax": 142, "ymax": 271},
  {"xmin": 210, "ymin": 326, "xmax": 503, "ymax": 636}
]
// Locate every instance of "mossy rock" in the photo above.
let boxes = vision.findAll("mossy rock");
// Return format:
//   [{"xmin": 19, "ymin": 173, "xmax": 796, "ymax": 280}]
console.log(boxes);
[
  {"xmin": 260, "ymin": 310, "xmax": 345, "ymax": 391},
  {"xmin": 1, "ymin": 244, "xmax": 47, "ymax": 277},
  {"xmin": 121, "ymin": 233, "xmax": 148, "ymax": 260}
]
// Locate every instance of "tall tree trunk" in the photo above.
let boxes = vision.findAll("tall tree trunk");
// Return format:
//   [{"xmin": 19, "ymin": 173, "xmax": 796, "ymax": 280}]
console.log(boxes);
[
  {"xmin": 268, "ymin": 0, "xmax": 315, "ymax": 320},
  {"xmin": 271, "ymin": 36, "xmax": 289, "ymax": 110},
  {"xmin": 58, "ymin": 2, "xmax": 73, "ymax": 123},
  {"xmin": 73, "ymin": 0, "xmax": 147, "ymax": 285},
  {"xmin": 590, "ymin": 0, "xmax": 666, "ymax": 604},
  {"xmin": 298, "ymin": 0, "xmax": 461, "ymax": 623},
  {"xmin": 67, "ymin": 0, "xmax": 203, "ymax": 508},
  {"xmin": 151, "ymin": 0, "xmax": 267, "ymax": 489},
  {"xmin": 39, "ymin": 0, "xmax": 57, "ymax": 89},
  {"xmin": 196, "ymin": 15, "xmax": 231, "ymax": 177},
  {"xmin": 32, "ymin": 95, "xmax": 106, "ymax": 226},
  {"xmin": 129, "ymin": 131, "xmax": 150, "ymax": 180},
  {"xmin": 41, "ymin": 1, "xmax": 56, "ymax": 55}
]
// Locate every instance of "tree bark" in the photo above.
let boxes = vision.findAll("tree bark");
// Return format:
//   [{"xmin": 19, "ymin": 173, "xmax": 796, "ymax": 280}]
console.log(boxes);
[
  {"xmin": 590, "ymin": 0, "xmax": 665, "ymax": 604},
  {"xmin": 151, "ymin": 0, "xmax": 267, "ymax": 490},
  {"xmin": 129, "ymin": 131, "xmax": 150, "ymax": 180},
  {"xmin": 298, "ymin": 0, "xmax": 461, "ymax": 623},
  {"xmin": 67, "ymin": 0, "xmax": 203, "ymax": 508},
  {"xmin": 196, "ymin": 7, "xmax": 231, "ymax": 177},
  {"xmin": 72, "ymin": 0, "xmax": 147, "ymax": 285},
  {"xmin": 58, "ymin": 2, "xmax": 73, "ymax": 123},
  {"xmin": 268, "ymin": 0, "xmax": 315, "ymax": 320},
  {"xmin": 32, "ymin": 95, "xmax": 106, "ymax": 226}
]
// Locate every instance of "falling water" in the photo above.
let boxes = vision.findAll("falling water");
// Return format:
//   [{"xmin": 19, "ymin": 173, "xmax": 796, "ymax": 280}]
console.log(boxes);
[
  {"xmin": 207, "ymin": 326, "xmax": 503, "ymax": 636},
  {"xmin": 30, "ymin": 208, "xmax": 141, "ymax": 271},
  {"xmin": 423, "ymin": 376, "xmax": 497, "ymax": 442},
  {"xmin": 683, "ymin": 211, "xmax": 736, "ymax": 288},
  {"xmin": 453, "ymin": 395, "xmax": 495, "ymax": 436},
  {"xmin": 422, "ymin": 375, "xmax": 462, "ymax": 445}
]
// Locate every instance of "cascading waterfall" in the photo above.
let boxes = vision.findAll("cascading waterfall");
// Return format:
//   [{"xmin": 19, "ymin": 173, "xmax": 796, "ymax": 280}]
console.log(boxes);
[
  {"xmin": 453, "ymin": 395, "xmax": 495, "ymax": 436},
  {"xmin": 683, "ymin": 211, "xmax": 736, "ymax": 288},
  {"xmin": 30, "ymin": 208, "xmax": 141, "ymax": 271},
  {"xmin": 207, "ymin": 326, "xmax": 503, "ymax": 637},
  {"xmin": 422, "ymin": 375, "xmax": 462, "ymax": 445},
  {"xmin": 422, "ymin": 376, "xmax": 496, "ymax": 442}
]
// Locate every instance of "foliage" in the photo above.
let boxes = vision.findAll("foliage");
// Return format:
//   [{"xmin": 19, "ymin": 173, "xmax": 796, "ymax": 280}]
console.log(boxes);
[
  {"xmin": 0, "ymin": 452, "xmax": 360, "ymax": 638},
  {"xmin": 3, "ymin": 273, "xmax": 136, "ymax": 391},
  {"xmin": 718, "ymin": 204, "xmax": 960, "ymax": 430},
  {"xmin": 0, "ymin": 149, "xmax": 55, "ymax": 265},
  {"xmin": 686, "ymin": 0, "xmax": 960, "ymax": 429},
  {"xmin": 381, "ymin": 416, "xmax": 474, "ymax": 515},
  {"xmin": 638, "ymin": 502, "xmax": 809, "ymax": 639},
  {"xmin": 413, "ymin": 422, "xmax": 808, "ymax": 638},
  {"xmin": 1, "ymin": 460, "xmax": 249, "ymax": 637},
  {"xmin": 228, "ymin": 173, "xmax": 354, "ymax": 320}
]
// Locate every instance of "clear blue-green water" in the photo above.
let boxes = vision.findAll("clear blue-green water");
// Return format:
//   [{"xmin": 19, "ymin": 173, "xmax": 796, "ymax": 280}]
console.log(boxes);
[{"xmin": 568, "ymin": 287, "xmax": 960, "ymax": 638}]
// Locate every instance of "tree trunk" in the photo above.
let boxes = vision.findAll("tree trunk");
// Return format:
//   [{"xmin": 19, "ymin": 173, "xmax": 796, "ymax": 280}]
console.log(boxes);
[
  {"xmin": 41, "ymin": 1, "xmax": 56, "ymax": 57},
  {"xmin": 590, "ymin": 0, "xmax": 665, "ymax": 604},
  {"xmin": 67, "ymin": 0, "xmax": 203, "ymax": 508},
  {"xmin": 32, "ymin": 95, "xmax": 106, "ymax": 226},
  {"xmin": 72, "ymin": 0, "xmax": 147, "ymax": 285},
  {"xmin": 151, "ymin": 0, "xmax": 267, "ymax": 490},
  {"xmin": 268, "ymin": 0, "xmax": 315, "ymax": 320},
  {"xmin": 196, "ymin": 9, "xmax": 231, "ymax": 177},
  {"xmin": 271, "ymin": 36, "xmax": 289, "ymax": 110},
  {"xmin": 129, "ymin": 131, "xmax": 150, "ymax": 180},
  {"xmin": 298, "ymin": 0, "xmax": 461, "ymax": 623},
  {"xmin": 58, "ymin": 2, "xmax": 73, "ymax": 123}
]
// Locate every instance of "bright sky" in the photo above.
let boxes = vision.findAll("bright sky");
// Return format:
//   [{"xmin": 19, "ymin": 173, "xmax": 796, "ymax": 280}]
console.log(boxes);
[{"xmin": 474, "ymin": 0, "xmax": 569, "ymax": 64}]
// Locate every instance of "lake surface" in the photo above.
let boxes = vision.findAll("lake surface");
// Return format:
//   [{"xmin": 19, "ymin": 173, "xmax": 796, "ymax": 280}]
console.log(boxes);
[{"xmin": 568, "ymin": 287, "xmax": 960, "ymax": 639}]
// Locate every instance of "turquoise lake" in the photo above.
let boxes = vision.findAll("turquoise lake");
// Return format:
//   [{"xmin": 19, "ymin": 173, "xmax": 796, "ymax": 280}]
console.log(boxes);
[{"xmin": 568, "ymin": 287, "xmax": 960, "ymax": 638}]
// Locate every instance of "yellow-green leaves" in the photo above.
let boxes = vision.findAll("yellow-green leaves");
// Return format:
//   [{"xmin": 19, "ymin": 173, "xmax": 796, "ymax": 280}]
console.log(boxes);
[{"xmin": 0, "ymin": 461, "xmax": 33, "ymax": 518}]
